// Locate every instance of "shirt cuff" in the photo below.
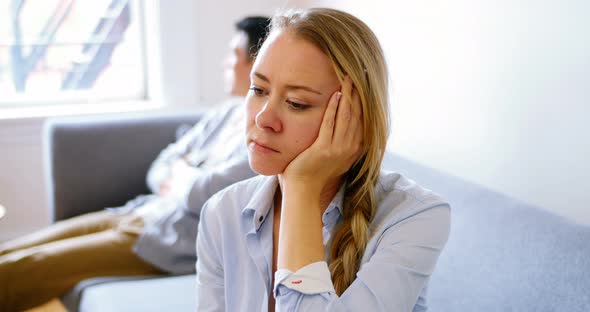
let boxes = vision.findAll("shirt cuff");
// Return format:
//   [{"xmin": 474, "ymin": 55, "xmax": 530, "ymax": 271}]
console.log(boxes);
[{"xmin": 274, "ymin": 261, "xmax": 336, "ymax": 297}]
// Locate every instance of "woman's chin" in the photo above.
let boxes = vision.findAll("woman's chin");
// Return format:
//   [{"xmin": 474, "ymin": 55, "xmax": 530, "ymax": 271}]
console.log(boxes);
[{"xmin": 249, "ymin": 160, "xmax": 285, "ymax": 176}]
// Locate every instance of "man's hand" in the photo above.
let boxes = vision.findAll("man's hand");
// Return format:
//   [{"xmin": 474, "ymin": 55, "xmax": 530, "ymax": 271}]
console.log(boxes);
[{"xmin": 158, "ymin": 157, "xmax": 192, "ymax": 196}]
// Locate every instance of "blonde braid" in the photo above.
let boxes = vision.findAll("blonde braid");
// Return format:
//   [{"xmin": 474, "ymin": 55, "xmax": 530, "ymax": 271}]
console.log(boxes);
[{"xmin": 329, "ymin": 157, "xmax": 380, "ymax": 295}]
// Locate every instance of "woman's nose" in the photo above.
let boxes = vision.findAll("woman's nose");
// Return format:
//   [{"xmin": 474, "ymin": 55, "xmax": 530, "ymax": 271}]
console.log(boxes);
[{"xmin": 255, "ymin": 100, "xmax": 282, "ymax": 132}]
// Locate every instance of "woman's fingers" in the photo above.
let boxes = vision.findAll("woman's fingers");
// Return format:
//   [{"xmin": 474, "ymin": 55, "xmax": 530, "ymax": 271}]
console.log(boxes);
[
  {"xmin": 345, "ymin": 86, "xmax": 363, "ymax": 167},
  {"xmin": 333, "ymin": 77, "xmax": 362, "ymax": 163},
  {"xmin": 314, "ymin": 75, "xmax": 362, "ymax": 175},
  {"xmin": 333, "ymin": 77, "xmax": 352, "ymax": 144},
  {"xmin": 317, "ymin": 90, "xmax": 341, "ymax": 146},
  {"xmin": 346, "ymin": 84, "xmax": 362, "ymax": 140}
]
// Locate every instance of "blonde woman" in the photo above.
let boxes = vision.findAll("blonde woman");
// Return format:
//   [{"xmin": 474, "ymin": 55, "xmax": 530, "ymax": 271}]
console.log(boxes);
[{"xmin": 196, "ymin": 8, "xmax": 451, "ymax": 311}]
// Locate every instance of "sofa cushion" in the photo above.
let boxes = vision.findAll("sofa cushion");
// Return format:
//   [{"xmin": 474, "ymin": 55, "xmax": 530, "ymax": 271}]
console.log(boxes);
[
  {"xmin": 76, "ymin": 274, "xmax": 196, "ymax": 312},
  {"xmin": 382, "ymin": 153, "xmax": 590, "ymax": 311}
]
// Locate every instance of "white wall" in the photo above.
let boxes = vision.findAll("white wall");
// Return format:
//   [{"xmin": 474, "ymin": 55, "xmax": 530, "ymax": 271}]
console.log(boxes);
[
  {"xmin": 0, "ymin": 119, "xmax": 47, "ymax": 240},
  {"xmin": 307, "ymin": 0, "xmax": 590, "ymax": 223}
]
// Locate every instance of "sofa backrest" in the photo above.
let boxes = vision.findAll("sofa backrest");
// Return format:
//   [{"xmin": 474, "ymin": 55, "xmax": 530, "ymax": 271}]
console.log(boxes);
[
  {"xmin": 44, "ymin": 110, "xmax": 202, "ymax": 221},
  {"xmin": 382, "ymin": 152, "xmax": 590, "ymax": 312}
]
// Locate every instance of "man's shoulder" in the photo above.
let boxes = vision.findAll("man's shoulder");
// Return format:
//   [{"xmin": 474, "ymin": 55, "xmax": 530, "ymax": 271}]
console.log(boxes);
[
  {"xmin": 214, "ymin": 97, "xmax": 245, "ymax": 114},
  {"xmin": 180, "ymin": 97, "xmax": 244, "ymax": 141},
  {"xmin": 198, "ymin": 97, "xmax": 244, "ymax": 126}
]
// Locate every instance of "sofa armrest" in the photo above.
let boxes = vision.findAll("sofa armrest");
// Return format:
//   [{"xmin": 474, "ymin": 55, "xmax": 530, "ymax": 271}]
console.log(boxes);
[{"xmin": 43, "ymin": 110, "xmax": 203, "ymax": 222}]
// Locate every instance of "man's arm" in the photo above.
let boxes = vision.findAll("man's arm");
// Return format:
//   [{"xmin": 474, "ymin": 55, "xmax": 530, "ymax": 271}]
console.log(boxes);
[
  {"xmin": 145, "ymin": 110, "xmax": 217, "ymax": 194},
  {"xmin": 186, "ymin": 153, "xmax": 254, "ymax": 215}
]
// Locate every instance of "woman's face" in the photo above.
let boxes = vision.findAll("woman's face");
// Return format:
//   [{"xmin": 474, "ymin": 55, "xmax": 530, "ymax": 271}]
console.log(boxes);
[{"xmin": 246, "ymin": 30, "xmax": 341, "ymax": 175}]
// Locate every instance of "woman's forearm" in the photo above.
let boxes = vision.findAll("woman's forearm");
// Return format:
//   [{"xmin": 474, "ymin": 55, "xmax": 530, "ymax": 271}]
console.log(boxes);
[{"xmin": 277, "ymin": 183, "xmax": 325, "ymax": 271}]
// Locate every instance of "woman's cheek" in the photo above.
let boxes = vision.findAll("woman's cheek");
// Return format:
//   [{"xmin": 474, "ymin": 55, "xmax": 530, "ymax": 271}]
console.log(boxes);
[{"xmin": 295, "ymin": 118, "xmax": 323, "ymax": 152}]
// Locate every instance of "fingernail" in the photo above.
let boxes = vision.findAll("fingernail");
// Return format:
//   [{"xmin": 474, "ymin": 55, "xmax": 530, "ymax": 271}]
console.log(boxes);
[{"xmin": 336, "ymin": 92, "xmax": 342, "ymax": 102}]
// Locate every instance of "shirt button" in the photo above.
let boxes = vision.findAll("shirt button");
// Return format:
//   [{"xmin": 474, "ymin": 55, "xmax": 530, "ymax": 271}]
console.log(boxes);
[{"xmin": 259, "ymin": 216, "xmax": 264, "ymax": 222}]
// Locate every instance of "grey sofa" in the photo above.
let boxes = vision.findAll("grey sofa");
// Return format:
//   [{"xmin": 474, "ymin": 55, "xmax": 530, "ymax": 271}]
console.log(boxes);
[{"xmin": 44, "ymin": 110, "xmax": 590, "ymax": 312}]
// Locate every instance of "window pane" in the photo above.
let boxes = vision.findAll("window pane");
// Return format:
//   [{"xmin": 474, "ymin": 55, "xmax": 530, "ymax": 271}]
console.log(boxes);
[{"xmin": 0, "ymin": 0, "xmax": 145, "ymax": 104}]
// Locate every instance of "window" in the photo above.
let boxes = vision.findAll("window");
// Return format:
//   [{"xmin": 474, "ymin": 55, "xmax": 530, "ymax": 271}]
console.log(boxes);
[{"xmin": 0, "ymin": 0, "xmax": 146, "ymax": 106}]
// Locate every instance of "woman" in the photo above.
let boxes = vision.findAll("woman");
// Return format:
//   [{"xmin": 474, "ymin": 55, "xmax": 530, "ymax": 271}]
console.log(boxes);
[{"xmin": 196, "ymin": 8, "xmax": 451, "ymax": 311}]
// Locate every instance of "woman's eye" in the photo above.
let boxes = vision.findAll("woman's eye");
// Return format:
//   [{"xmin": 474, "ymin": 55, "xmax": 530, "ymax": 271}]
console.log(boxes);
[
  {"xmin": 249, "ymin": 87, "xmax": 264, "ymax": 96},
  {"xmin": 287, "ymin": 100, "xmax": 309, "ymax": 111}
]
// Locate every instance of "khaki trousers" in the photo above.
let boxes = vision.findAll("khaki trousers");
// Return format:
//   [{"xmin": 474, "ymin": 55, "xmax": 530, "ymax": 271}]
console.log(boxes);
[{"xmin": 0, "ymin": 210, "xmax": 164, "ymax": 312}]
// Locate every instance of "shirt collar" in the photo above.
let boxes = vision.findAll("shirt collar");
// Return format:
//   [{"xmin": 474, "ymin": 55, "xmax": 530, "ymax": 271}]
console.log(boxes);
[
  {"xmin": 241, "ymin": 175, "xmax": 278, "ymax": 233},
  {"xmin": 240, "ymin": 176, "xmax": 347, "ymax": 232},
  {"xmin": 322, "ymin": 182, "xmax": 346, "ymax": 227}
]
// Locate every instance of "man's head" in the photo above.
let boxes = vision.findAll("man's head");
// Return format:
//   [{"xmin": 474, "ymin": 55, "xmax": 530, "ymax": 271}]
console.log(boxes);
[{"xmin": 224, "ymin": 16, "xmax": 270, "ymax": 97}]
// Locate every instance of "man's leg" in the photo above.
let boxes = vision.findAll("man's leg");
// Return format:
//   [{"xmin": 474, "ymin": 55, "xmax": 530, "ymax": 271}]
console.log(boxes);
[
  {"xmin": 0, "ymin": 221, "xmax": 163, "ymax": 312},
  {"xmin": 0, "ymin": 210, "xmax": 124, "ymax": 256}
]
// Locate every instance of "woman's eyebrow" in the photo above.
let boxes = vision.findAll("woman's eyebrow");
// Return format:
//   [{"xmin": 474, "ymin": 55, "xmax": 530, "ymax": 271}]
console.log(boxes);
[{"xmin": 252, "ymin": 71, "xmax": 323, "ymax": 95}]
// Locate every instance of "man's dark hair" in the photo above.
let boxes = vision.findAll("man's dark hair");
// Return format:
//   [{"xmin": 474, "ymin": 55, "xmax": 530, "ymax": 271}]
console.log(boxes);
[{"xmin": 235, "ymin": 16, "xmax": 271, "ymax": 60}]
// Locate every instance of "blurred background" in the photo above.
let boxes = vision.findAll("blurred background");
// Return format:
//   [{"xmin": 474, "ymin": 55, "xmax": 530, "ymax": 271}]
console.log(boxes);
[{"xmin": 0, "ymin": 0, "xmax": 588, "ymax": 240}]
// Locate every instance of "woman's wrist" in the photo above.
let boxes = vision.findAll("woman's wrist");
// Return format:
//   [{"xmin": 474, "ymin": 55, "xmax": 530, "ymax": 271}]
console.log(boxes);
[
  {"xmin": 284, "ymin": 180, "xmax": 321, "ymax": 197},
  {"xmin": 277, "ymin": 197, "xmax": 324, "ymax": 270}
]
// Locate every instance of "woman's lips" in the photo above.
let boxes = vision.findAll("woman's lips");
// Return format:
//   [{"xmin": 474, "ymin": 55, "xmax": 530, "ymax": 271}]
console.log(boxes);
[{"xmin": 249, "ymin": 140, "xmax": 279, "ymax": 153}]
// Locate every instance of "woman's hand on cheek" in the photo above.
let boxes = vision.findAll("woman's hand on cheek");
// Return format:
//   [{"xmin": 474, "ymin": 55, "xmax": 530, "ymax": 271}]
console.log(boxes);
[{"xmin": 283, "ymin": 76, "xmax": 363, "ymax": 191}]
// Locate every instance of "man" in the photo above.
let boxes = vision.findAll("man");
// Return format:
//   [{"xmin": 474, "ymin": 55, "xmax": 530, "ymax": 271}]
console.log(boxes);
[{"xmin": 0, "ymin": 16, "xmax": 270, "ymax": 311}]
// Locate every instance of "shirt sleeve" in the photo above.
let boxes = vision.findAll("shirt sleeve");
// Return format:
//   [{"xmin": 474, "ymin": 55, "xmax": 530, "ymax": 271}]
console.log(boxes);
[
  {"xmin": 272, "ymin": 204, "xmax": 451, "ymax": 312},
  {"xmin": 196, "ymin": 197, "xmax": 226, "ymax": 312},
  {"xmin": 145, "ymin": 110, "xmax": 215, "ymax": 194},
  {"xmin": 186, "ymin": 153, "xmax": 254, "ymax": 216}
]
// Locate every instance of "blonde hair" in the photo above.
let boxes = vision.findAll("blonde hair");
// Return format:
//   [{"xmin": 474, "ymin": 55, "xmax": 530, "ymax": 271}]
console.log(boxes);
[{"xmin": 271, "ymin": 8, "xmax": 390, "ymax": 295}]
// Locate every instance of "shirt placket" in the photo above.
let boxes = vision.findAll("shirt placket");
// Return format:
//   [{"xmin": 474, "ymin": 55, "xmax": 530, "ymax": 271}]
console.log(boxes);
[{"xmin": 244, "ymin": 212, "xmax": 273, "ymax": 311}]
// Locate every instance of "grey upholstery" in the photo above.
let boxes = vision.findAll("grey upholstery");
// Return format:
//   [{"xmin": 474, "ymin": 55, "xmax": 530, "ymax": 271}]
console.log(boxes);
[
  {"xmin": 43, "ymin": 110, "xmax": 201, "ymax": 221},
  {"xmin": 382, "ymin": 153, "xmax": 590, "ymax": 311},
  {"xmin": 78, "ymin": 275, "xmax": 196, "ymax": 311},
  {"xmin": 43, "ymin": 112, "xmax": 590, "ymax": 312}
]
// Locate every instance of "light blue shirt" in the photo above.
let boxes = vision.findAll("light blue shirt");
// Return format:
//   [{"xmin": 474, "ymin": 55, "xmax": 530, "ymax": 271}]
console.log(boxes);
[{"xmin": 196, "ymin": 171, "xmax": 451, "ymax": 311}]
